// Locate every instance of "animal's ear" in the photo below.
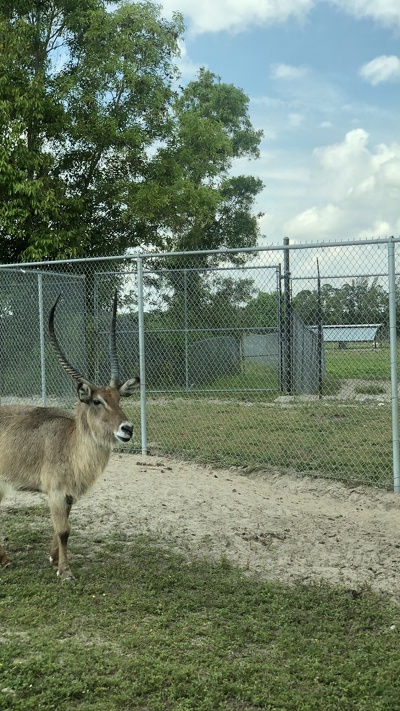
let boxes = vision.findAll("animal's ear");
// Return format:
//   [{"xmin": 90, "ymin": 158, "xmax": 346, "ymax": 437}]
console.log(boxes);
[
  {"xmin": 77, "ymin": 382, "xmax": 92, "ymax": 403},
  {"xmin": 119, "ymin": 376, "xmax": 140, "ymax": 397}
]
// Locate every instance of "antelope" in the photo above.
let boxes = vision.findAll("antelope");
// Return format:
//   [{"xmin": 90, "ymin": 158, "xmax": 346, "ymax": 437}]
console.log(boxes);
[{"xmin": 0, "ymin": 292, "xmax": 139, "ymax": 580}]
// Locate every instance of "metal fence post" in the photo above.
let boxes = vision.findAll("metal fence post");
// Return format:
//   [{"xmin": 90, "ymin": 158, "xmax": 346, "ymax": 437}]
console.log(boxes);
[
  {"xmin": 277, "ymin": 264, "xmax": 283, "ymax": 391},
  {"xmin": 283, "ymin": 237, "xmax": 293, "ymax": 395},
  {"xmin": 388, "ymin": 237, "xmax": 400, "ymax": 492},
  {"xmin": 93, "ymin": 273, "xmax": 100, "ymax": 385},
  {"xmin": 136, "ymin": 256, "xmax": 147, "ymax": 455},
  {"xmin": 316, "ymin": 258, "xmax": 323, "ymax": 399},
  {"xmin": 37, "ymin": 273, "xmax": 47, "ymax": 407},
  {"xmin": 184, "ymin": 268, "xmax": 189, "ymax": 390}
]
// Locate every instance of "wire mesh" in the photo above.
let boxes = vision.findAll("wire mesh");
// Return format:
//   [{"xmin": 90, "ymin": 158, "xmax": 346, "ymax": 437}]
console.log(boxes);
[
  {"xmin": 0, "ymin": 269, "xmax": 86, "ymax": 406},
  {"xmin": 0, "ymin": 239, "xmax": 397, "ymax": 488},
  {"xmin": 140, "ymin": 258, "xmax": 282, "ymax": 394}
]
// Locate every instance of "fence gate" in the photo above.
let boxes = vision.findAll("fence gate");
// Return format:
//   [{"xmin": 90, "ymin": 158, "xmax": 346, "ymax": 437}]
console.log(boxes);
[{"xmin": 94, "ymin": 260, "xmax": 283, "ymax": 398}]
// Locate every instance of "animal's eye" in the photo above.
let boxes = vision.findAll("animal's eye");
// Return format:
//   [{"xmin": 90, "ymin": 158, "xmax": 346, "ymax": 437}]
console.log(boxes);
[{"xmin": 93, "ymin": 399, "xmax": 102, "ymax": 406}]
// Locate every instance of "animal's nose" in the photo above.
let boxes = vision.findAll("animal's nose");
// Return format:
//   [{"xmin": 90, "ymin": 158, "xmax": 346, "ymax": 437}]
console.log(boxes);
[{"xmin": 121, "ymin": 423, "xmax": 133, "ymax": 438}]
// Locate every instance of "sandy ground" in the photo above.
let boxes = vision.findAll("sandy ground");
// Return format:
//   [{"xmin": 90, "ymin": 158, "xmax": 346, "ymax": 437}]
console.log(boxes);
[{"xmin": 4, "ymin": 452, "xmax": 400, "ymax": 599}]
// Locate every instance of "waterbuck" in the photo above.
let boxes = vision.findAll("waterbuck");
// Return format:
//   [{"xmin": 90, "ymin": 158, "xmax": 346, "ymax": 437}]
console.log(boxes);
[{"xmin": 0, "ymin": 292, "xmax": 139, "ymax": 580}]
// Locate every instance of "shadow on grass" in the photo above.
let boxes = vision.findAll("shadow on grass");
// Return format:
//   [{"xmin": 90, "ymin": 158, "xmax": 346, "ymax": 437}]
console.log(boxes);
[{"xmin": 0, "ymin": 509, "xmax": 400, "ymax": 710}]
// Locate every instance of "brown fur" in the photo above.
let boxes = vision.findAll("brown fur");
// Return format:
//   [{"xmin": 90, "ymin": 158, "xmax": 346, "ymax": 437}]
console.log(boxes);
[{"xmin": 0, "ymin": 380, "xmax": 139, "ymax": 580}]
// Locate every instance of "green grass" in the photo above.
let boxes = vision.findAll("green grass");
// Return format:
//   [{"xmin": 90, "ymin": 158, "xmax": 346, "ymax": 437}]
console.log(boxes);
[
  {"xmin": 325, "ymin": 346, "xmax": 390, "ymax": 380},
  {"xmin": 207, "ymin": 362, "xmax": 279, "ymax": 400},
  {"xmin": 147, "ymin": 362, "xmax": 280, "ymax": 402},
  {"xmin": 144, "ymin": 347, "xmax": 392, "ymax": 406},
  {"xmin": 354, "ymin": 383, "xmax": 387, "ymax": 396},
  {"xmin": 1, "ymin": 510, "xmax": 400, "ymax": 710},
  {"xmin": 128, "ymin": 346, "xmax": 395, "ymax": 489},
  {"xmin": 133, "ymin": 400, "xmax": 393, "ymax": 488}
]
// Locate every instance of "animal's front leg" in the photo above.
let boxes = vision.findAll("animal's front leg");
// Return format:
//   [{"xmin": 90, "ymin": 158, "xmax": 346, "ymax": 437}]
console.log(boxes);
[
  {"xmin": 49, "ymin": 493, "xmax": 72, "ymax": 565},
  {"xmin": 48, "ymin": 493, "xmax": 74, "ymax": 580},
  {"xmin": 49, "ymin": 532, "xmax": 59, "ymax": 566}
]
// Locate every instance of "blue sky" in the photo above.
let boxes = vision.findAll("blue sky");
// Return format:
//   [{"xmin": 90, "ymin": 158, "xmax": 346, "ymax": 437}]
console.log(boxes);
[{"xmin": 153, "ymin": 0, "xmax": 400, "ymax": 246}]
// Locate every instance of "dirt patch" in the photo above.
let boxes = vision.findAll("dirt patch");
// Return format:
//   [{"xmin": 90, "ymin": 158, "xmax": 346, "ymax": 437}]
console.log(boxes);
[{"xmin": 5, "ymin": 453, "xmax": 400, "ymax": 598}]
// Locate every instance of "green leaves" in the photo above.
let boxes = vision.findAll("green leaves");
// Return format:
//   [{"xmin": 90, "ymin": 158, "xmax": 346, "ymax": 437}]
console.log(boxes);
[
  {"xmin": 0, "ymin": 2, "xmax": 262, "ymax": 263},
  {"xmin": 293, "ymin": 278, "xmax": 388, "ymax": 327}
]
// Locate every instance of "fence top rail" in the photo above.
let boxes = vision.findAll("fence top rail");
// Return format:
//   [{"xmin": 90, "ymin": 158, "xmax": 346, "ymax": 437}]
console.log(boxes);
[
  {"xmin": 0, "ymin": 266, "xmax": 86, "ymax": 278},
  {"xmin": 0, "ymin": 236, "xmax": 398, "ymax": 271},
  {"xmin": 94, "ymin": 263, "xmax": 281, "ymax": 278}
]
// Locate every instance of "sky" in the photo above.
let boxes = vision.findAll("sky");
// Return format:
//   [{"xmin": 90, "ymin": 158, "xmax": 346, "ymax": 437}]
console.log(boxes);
[{"xmin": 151, "ymin": 0, "xmax": 400, "ymax": 248}]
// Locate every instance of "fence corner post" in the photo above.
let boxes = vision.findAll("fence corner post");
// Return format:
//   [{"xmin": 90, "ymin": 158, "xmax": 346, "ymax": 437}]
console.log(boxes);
[{"xmin": 388, "ymin": 236, "xmax": 400, "ymax": 492}]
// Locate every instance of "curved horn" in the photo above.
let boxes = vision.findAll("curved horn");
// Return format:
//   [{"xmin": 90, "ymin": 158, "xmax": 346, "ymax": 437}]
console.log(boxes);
[
  {"xmin": 109, "ymin": 290, "xmax": 120, "ymax": 388},
  {"xmin": 49, "ymin": 294, "xmax": 92, "ymax": 386}
]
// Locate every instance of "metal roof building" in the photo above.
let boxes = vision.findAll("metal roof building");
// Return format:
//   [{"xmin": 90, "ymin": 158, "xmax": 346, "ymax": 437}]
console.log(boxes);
[{"xmin": 311, "ymin": 324, "xmax": 382, "ymax": 344}]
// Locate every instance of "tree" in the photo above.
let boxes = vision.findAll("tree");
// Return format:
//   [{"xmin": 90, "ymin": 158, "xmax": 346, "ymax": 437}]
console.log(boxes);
[
  {"xmin": 292, "ymin": 278, "xmax": 388, "ymax": 327},
  {"xmin": 338, "ymin": 278, "xmax": 387, "ymax": 324},
  {"xmin": 137, "ymin": 68, "xmax": 263, "ymax": 255},
  {"xmin": 241, "ymin": 291, "xmax": 280, "ymax": 328},
  {"xmin": 152, "ymin": 271, "xmax": 256, "ymax": 334},
  {"xmin": 0, "ymin": 1, "xmax": 263, "ymax": 263},
  {"xmin": 290, "ymin": 289, "xmax": 318, "ymax": 325}
]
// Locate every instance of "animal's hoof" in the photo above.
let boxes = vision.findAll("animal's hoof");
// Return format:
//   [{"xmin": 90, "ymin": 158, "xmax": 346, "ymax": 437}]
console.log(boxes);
[
  {"xmin": 56, "ymin": 569, "xmax": 75, "ymax": 582},
  {"xmin": 0, "ymin": 556, "xmax": 12, "ymax": 568}
]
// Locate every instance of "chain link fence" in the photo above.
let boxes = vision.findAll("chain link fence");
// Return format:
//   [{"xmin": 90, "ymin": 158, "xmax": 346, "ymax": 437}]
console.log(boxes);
[
  {"xmin": 0, "ymin": 238, "xmax": 398, "ymax": 489},
  {"xmin": 0, "ymin": 269, "xmax": 86, "ymax": 405}
]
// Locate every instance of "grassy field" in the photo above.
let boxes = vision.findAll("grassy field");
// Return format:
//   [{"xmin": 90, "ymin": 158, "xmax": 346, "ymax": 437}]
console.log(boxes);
[
  {"xmin": 1, "ymin": 509, "xmax": 400, "ymax": 710},
  {"xmin": 130, "ymin": 344, "xmax": 394, "ymax": 489},
  {"xmin": 148, "ymin": 345, "xmax": 392, "ymax": 397},
  {"xmin": 131, "ymin": 399, "xmax": 393, "ymax": 488},
  {"xmin": 325, "ymin": 345, "xmax": 390, "ymax": 381}
]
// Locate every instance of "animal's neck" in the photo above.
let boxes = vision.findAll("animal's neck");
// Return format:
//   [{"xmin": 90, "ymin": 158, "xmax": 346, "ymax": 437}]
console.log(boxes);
[{"xmin": 70, "ymin": 409, "xmax": 112, "ymax": 497}]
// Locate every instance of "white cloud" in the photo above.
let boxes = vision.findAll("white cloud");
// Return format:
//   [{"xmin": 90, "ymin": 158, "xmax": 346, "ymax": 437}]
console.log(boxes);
[
  {"xmin": 360, "ymin": 55, "xmax": 400, "ymax": 85},
  {"xmin": 157, "ymin": 0, "xmax": 315, "ymax": 35},
  {"xmin": 313, "ymin": 129, "xmax": 400, "ymax": 196},
  {"xmin": 279, "ymin": 129, "xmax": 400, "ymax": 241},
  {"xmin": 330, "ymin": 0, "xmax": 400, "ymax": 27},
  {"xmin": 285, "ymin": 204, "xmax": 344, "ymax": 239},
  {"xmin": 313, "ymin": 128, "xmax": 369, "ymax": 173},
  {"xmin": 156, "ymin": 0, "xmax": 400, "ymax": 35},
  {"xmin": 270, "ymin": 63, "xmax": 308, "ymax": 81},
  {"xmin": 357, "ymin": 221, "xmax": 393, "ymax": 240}
]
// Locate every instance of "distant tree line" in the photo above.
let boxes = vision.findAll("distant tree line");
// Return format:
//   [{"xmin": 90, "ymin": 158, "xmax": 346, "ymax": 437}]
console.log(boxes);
[{"xmin": 291, "ymin": 277, "xmax": 393, "ymax": 336}]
